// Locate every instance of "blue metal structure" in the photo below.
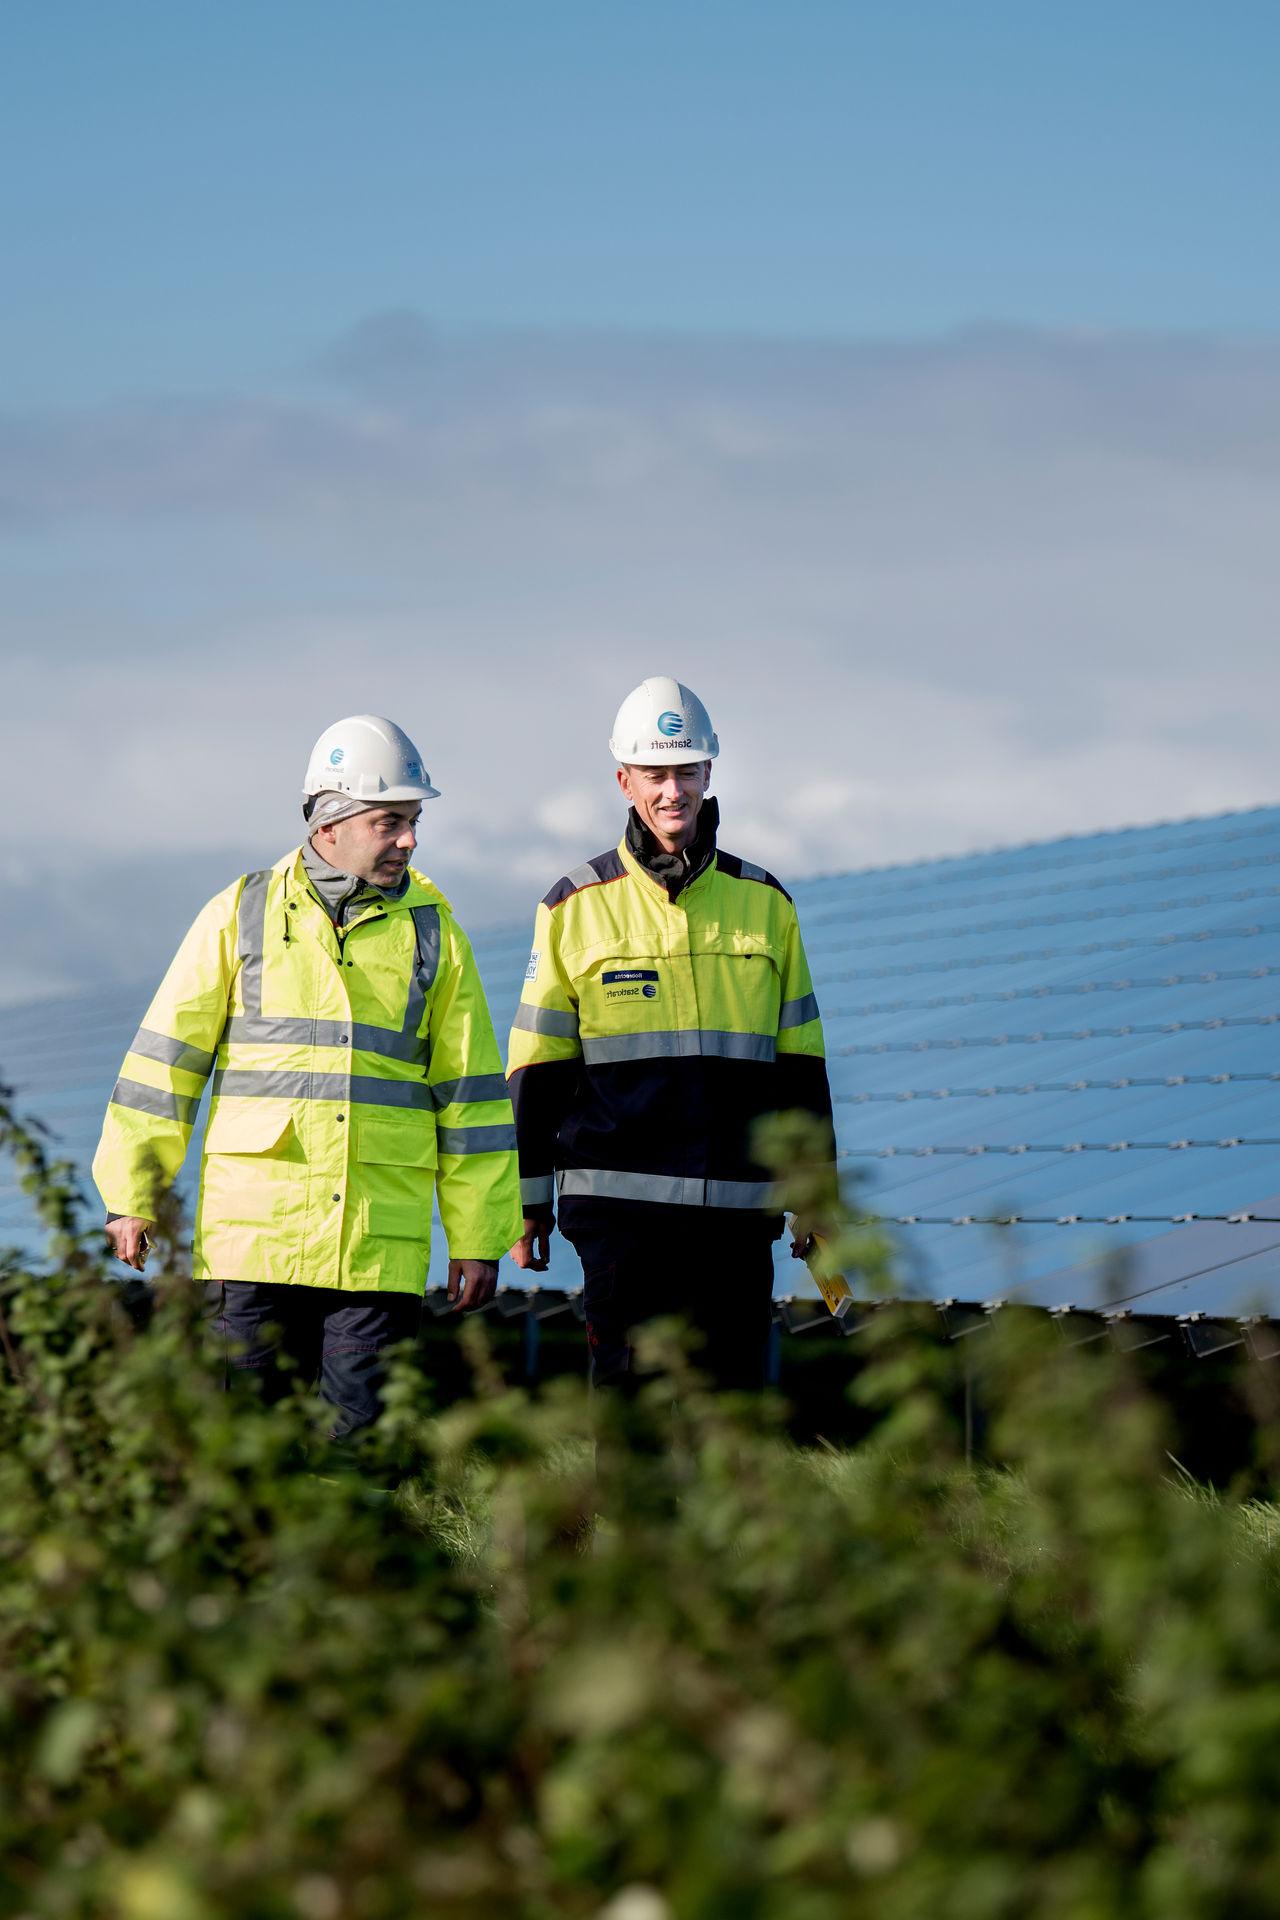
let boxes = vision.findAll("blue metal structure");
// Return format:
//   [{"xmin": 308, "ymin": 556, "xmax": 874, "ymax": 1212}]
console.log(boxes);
[{"xmin": 4, "ymin": 803, "xmax": 1279, "ymax": 1316}]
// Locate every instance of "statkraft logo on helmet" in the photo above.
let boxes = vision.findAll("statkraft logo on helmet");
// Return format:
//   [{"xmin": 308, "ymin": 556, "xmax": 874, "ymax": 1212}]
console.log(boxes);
[{"xmin": 608, "ymin": 676, "xmax": 720, "ymax": 762}]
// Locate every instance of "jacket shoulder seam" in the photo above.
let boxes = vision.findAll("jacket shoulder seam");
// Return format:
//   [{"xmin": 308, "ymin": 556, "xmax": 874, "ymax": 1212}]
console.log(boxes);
[
  {"xmin": 715, "ymin": 850, "xmax": 793, "ymax": 902},
  {"xmin": 541, "ymin": 849, "xmax": 629, "ymax": 911}
]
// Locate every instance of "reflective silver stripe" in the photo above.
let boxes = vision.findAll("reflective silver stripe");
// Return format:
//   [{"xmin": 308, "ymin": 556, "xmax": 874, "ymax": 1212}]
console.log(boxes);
[
  {"xmin": 396, "ymin": 903, "xmax": 438, "ymax": 1046},
  {"xmin": 565, "ymin": 860, "xmax": 601, "ymax": 893},
  {"xmin": 707, "ymin": 1178, "xmax": 778, "ymax": 1208},
  {"xmin": 430, "ymin": 1072, "xmax": 511, "ymax": 1109},
  {"xmin": 556, "ymin": 1168, "xmax": 776, "ymax": 1208},
  {"xmin": 512, "ymin": 1002, "xmax": 580, "ymax": 1040},
  {"xmin": 411, "ymin": 904, "xmax": 441, "ymax": 992},
  {"xmin": 738, "ymin": 859, "xmax": 768, "ymax": 884},
  {"xmin": 236, "ymin": 869, "xmax": 270, "ymax": 1017},
  {"xmin": 212, "ymin": 1068, "xmax": 433, "ymax": 1111},
  {"xmin": 521, "ymin": 1174, "xmax": 554, "ymax": 1206},
  {"xmin": 348, "ymin": 1019, "xmax": 428, "ymax": 1061},
  {"xmin": 128, "ymin": 1028, "xmax": 216, "ymax": 1077},
  {"xmin": 581, "ymin": 1029, "xmax": 775, "ymax": 1065},
  {"xmin": 559, "ymin": 1169, "xmax": 695, "ymax": 1205},
  {"xmin": 437, "ymin": 1123, "xmax": 518, "ymax": 1155},
  {"xmin": 110, "ymin": 1077, "xmax": 200, "ymax": 1126},
  {"xmin": 778, "ymin": 992, "xmax": 820, "ymax": 1030},
  {"xmin": 224, "ymin": 1014, "xmax": 426, "ymax": 1064},
  {"xmin": 226, "ymin": 1013, "xmax": 341, "ymax": 1045}
]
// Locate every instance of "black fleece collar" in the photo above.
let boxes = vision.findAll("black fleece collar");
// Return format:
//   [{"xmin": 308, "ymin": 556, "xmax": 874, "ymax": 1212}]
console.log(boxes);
[{"xmin": 625, "ymin": 795, "xmax": 720, "ymax": 901}]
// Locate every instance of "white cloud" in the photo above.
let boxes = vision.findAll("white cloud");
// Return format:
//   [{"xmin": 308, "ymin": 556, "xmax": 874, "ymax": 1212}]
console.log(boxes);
[
  {"xmin": 534, "ymin": 785, "xmax": 617, "ymax": 844},
  {"xmin": 3, "ymin": 318, "xmax": 1279, "ymax": 999}
]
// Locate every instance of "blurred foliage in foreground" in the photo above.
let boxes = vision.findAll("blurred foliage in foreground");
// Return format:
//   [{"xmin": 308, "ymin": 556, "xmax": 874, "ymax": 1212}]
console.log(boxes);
[{"xmin": 7, "ymin": 1086, "xmax": 1280, "ymax": 1918}]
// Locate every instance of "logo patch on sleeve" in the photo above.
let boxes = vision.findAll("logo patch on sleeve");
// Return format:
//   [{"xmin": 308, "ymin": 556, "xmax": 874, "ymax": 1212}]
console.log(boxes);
[
  {"xmin": 602, "ymin": 967, "xmax": 660, "ymax": 1003},
  {"xmin": 525, "ymin": 949, "xmax": 541, "ymax": 982}
]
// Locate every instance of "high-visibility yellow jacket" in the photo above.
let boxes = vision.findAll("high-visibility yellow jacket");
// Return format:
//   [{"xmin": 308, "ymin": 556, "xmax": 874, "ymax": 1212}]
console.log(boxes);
[
  {"xmin": 93, "ymin": 850, "xmax": 522, "ymax": 1293},
  {"xmin": 506, "ymin": 822, "xmax": 831, "ymax": 1215}
]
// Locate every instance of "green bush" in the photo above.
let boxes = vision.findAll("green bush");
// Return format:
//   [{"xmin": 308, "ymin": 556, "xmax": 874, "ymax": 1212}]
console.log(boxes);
[{"xmin": 5, "ymin": 1080, "xmax": 1280, "ymax": 1918}]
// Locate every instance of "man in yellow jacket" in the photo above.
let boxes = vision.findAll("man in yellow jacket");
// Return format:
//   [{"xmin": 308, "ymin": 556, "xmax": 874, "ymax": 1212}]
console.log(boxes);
[
  {"xmin": 507, "ymin": 677, "xmax": 834, "ymax": 1390},
  {"xmin": 94, "ymin": 713, "xmax": 522, "ymax": 1439}
]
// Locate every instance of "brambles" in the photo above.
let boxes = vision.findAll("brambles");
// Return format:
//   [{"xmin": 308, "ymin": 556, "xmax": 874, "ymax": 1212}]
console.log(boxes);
[{"xmin": 4, "ymin": 1079, "xmax": 1280, "ymax": 1916}]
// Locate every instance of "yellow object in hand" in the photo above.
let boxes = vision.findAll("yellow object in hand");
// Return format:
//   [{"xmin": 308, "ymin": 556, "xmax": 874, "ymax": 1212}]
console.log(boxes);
[{"xmin": 792, "ymin": 1220, "xmax": 854, "ymax": 1319}]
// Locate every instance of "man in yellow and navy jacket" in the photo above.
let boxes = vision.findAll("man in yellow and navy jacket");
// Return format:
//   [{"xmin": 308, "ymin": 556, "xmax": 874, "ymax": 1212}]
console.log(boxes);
[
  {"xmin": 508, "ymin": 676, "xmax": 834, "ymax": 1389},
  {"xmin": 94, "ymin": 713, "xmax": 522, "ymax": 1439}
]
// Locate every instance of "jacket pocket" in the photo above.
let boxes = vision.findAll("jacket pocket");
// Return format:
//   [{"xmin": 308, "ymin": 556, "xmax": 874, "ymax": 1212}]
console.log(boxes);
[
  {"xmin": 197, "ymin": 1104, "xmax": 301, "ymax": 1252},
  {"xmin": 366, "ymin": 1199, "xmax": 426, "ymax": 1240},
  {"xmin": 356, "ymin": 1114, "xmax": 435, "ymax": 1256},
  {"xmin": 692, "ymin": 939, "xmax": 781, "ymax": 1041},
  {"xmin": 354, "ymin": 1112, "xmax": 437, "ymax": 1170},
  {"xmin": 204, "ymin": 1104, "xmax": 296, "ymax": 1155}
]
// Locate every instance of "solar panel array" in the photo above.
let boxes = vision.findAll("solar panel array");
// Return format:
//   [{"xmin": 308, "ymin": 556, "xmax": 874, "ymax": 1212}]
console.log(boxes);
[
  {"xmin": 811, "ymin": 805, "xmax": 1280, "ymax": 1316},
  {"xmin": 4, "ymin": 804, "xmax": 1279, "ymax": 1316}
]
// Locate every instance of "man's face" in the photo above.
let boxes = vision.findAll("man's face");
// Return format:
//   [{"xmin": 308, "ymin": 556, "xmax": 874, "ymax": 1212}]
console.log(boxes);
[
  {"xmin": 616, "ymin": 760, "xmax": 711, "ymax": 853},
  {"xmin": 313, "ymin": 803, "xmax": 421, "ymax": 887}
]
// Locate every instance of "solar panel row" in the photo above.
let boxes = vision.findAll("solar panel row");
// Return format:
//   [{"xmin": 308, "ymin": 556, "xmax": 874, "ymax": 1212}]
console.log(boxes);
[{"xmin": 4, "ymin": 804, "xmax": 1278, "ymax": 1315}]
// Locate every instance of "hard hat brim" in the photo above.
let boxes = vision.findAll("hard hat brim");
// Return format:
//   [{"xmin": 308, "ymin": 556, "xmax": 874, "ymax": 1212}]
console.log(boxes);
[
  {"xmin": 300, "ymin": 779, "xmax": 442, "ymax": 802},
  {"xmin": 608, "ymin": 741, "xmax": 718, "ymax": 764},
  {"xmin": 379, "ymin": 781, "xmax": 442, "ymax": 802}
]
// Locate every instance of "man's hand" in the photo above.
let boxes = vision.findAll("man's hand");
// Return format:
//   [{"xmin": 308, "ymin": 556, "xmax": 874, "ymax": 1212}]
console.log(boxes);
[
  {"xmin": 510, "ymin": 1215, "xmax": 552, "ymax": 1272},
  {"xmin": 106, "ymin": 1216, "xmax": 153, "ymax": 1272},
  {"xmin": 446, "ymin": 1259, "xmax": 499, "ymax": 1312},
  {"xmin": 788, "ymin": 1213, "xmax": 819, "ymax": 1262}
]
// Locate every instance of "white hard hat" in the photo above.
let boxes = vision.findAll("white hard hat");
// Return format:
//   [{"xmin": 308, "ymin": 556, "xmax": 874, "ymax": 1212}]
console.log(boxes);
[
  {"xmin": 302, "ymin": 714, "xmax": 441, "ymax": 804},
  {"xmin": 608, "ymin": 676, "xmax": 719, "ymax": 763}
]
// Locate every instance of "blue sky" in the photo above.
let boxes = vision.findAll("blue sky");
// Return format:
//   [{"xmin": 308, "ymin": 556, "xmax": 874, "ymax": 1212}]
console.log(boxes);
[
  {"xmin": 4, "ymin": 1, "xmax": 1280, "ymax": 402},
  {"xmin": 4, "ymin": 3, "xmax": 1280, "ymax": 1006}
]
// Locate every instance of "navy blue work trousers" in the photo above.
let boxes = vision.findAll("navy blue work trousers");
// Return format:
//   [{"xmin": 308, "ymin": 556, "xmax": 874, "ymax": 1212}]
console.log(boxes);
[
  {"xmin": 204, "ymin": 1280, "xmax": 422, "ymax": 1439},
  {"xmin": 558, "ymin": 1200, "xmax": 780, "ymax": 1392}
]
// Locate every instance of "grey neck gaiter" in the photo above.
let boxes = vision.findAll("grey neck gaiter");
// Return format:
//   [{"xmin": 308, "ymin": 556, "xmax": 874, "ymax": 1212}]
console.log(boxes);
[{"xmin": 302, "ymin": 840, "xmax": 409, "ymax": 927}]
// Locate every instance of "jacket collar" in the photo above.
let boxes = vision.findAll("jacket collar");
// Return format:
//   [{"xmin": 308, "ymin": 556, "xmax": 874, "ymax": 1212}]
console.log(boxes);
[
  {"xmin": 278, "ymin": 847, "xmax": 447, "ymax": 919},
  {"xmin": 623, "ymin": 796, "xmax": 719, "ymax": 901}
]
